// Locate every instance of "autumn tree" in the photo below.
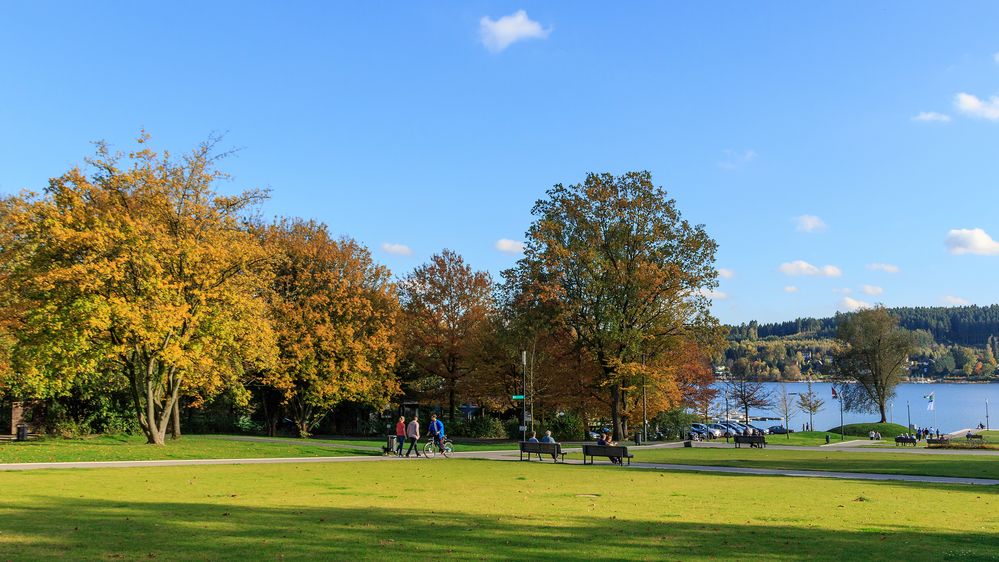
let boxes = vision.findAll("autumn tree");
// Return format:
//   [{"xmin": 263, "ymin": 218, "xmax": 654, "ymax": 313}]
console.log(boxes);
[
  {"xmin": 399, "ymin": 250, "xmax": 493, "ymax": 420},
  {"xmin": 519, "ymin": 171, "xmax": 722, "ymax": 439},
  {"xmin": 0, "ymin": 136, "xmax": 275, "ymax": 445},
  {"xmin": 796, "ymin": 379, "xmax": 824, "ymax": 431},
  {"xmin": 834, "ymin": 306, "xmax": 915, "ymax": 423},
  {"xmin": 725, "ymin": 378, "xmax": 773, "ymax": 424},
  {"xmin": 262, "ymin": 219, "xmax": 400, "ymax": 437}
]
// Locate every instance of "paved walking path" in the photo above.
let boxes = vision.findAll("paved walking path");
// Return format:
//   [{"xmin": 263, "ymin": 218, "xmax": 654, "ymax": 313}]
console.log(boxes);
[{"xmin": 3, "ymin": 443, "xmax": 998, "ymax": 486}]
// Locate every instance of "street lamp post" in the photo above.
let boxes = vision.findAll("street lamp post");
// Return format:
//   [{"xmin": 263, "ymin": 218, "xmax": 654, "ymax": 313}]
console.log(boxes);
[
  {"xmin": 987, "ymin": 399, "xmax": 991, "ymax": 431},
  {"xmin": 906, "ymin": 401, "xmax": 911, "ymax": 432},
  {"xmin": 521, "ymin": 350, "xmax": 527, "ymax": 443}
]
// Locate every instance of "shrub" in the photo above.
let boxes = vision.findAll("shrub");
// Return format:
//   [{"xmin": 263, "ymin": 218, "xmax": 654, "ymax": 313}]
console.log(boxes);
[
  {"xmin": 448, "ymin": 416, "xmax": 507, "ymax": 438},
  {"xmin": 543, "ymin": 412, "xmax": 586, "ymax": 441}
]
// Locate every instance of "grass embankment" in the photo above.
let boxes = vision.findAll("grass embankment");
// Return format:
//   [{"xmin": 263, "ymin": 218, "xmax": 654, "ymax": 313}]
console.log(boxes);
[
  {"xmin": 0, "ymin": 460, "xmax": 996, "ymax": 560},
  {"xmin": 621, "ymin": 447, "xmax": 999, "ymax": 480},
  {"xmin": 761, "ymin": 430, "xmax": 849, "ymax": 446},
  {"xmin": 0, "ymin": 435, "xmax": 379, "ymax": 464},
  {"xmin": 825, "ymin": 423, "xmax": 910, "ymax": 438}
]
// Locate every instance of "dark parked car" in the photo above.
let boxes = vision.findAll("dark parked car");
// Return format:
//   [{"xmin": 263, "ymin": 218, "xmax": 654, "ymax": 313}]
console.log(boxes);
[{"xmin": 768, "ymin": 425, "xmax": 794, "ymax": 434}]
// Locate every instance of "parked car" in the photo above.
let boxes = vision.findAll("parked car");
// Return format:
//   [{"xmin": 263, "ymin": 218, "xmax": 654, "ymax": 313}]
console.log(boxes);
[
  {"xmin": 707, "ymin": 423, "xmax": 731, "ymax": 437},
  {"xmin": 689, "ymin": 423, "xmax": 713, "ymax": 439},
  {"xmin": 746, "ymin": 424, "xmax": 769, "ymax": 435},
  {"xmin": 720, "ymin": 421, "xmax": 746, "ymax": 433},
  {"xmin": 768, "ymin": 425, "xmax": 794, "ymax": 434}
]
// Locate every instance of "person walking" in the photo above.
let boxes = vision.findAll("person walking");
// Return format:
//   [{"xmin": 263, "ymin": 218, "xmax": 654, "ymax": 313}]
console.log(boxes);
[
  {"xmin": 394, "ymin": 415, "xmax": 407, "ymax": 456},
  {"xmin": 405, "ymin": 415, "xmax": 421, "ymax": 457}
]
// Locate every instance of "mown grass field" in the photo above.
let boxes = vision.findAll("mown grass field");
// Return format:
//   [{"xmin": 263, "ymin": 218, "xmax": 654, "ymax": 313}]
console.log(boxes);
[
  {"xmin": 0, "ymin": 459, "xmax": 996, "ymax": 561},
  {"xmin": 613, "ymin": 446, "xmax": 999, "ymax": 480},
  {"xmin": 0, "ymin": 435, "xmax": 379, "ymax": 463}
]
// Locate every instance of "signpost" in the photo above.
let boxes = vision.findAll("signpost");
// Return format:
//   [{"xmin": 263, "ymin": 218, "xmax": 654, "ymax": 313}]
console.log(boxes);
[{"xmin": 512, "ymin": 395, "xmax": 525, "ymax": 400}]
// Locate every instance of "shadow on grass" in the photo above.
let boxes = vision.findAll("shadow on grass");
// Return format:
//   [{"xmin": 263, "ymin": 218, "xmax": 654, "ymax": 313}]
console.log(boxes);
[{"xmin": 1, "ymin": 495, "xmax": 996, "ymax": 561}]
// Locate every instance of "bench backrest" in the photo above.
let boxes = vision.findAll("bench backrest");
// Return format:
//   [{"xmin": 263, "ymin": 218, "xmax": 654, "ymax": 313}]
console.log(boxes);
[
  {"xmin": 968, "ymin": 434, "xmax": 984, "ymax": 439},
  {"xmin": 520, "ymin": 441, "xmax": 561, "ymax": 454},
  {"xmin": 733, "ymin": 435, "xmax": 765, "ymax": 443},
  {"xmin": 582, "ymin": 444, "xmax": 629, "ymax": 457},
  {"xmin": 895, "ymin": 437, "xmax": 917, "ymax": 443}
]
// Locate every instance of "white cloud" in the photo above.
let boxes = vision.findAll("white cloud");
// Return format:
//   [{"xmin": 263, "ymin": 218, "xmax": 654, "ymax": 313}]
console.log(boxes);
[
  {"xmin": 861, "ymin": 284, "xmax": 884, "ymax": 296},
  {"xmin": 794, "ymin": 214, "xmax": 827, "ymax": 233},
  {"xmin": 955, "ymin": 93, "xmax": 999, "ymax": 121},
  {"xmin": 381, "ymin": 242, "xmax": 413, "ymax": 256},
  {"xmin": 698, "ymin": 288, "xmax": 728, "ymax": 300},
  {"xmin": 841, "ymin": 297, "xmax": 872, "ymax": 312},
  {"xmin": 495, "ymin": 238, "xmax": 525, "ymax": 254},
  {"xmin": 943, "ymin": 295, "xmax": 970, "ymax": 306},
  {"xmin": 945, "ymin": 228, "xmax": 999, "ymax": 255},
  {"xmin": 717, "ymin": 149, "xmax": 757, "ymax": 170},
  {"xmin": 717, "ymin": 268, "xmax": 734, "ymax": 279},
  {"xmin": 779, "ymin": 260, "xmax": 842, "ymax": 277},
  {"xmin": 479, "ymin": 10, "xmax": 551, "ymax": 53},
  {"xmin": 867, "ymin": 263, "xmax": 900, "ymax": 273},
  {"xmin": 911, "ymin": 111, "xmax": 951, "ymax": 123},
  {"xmin": 994, "ymin": 52, "xmax": 999, "ymax": 65},
  {"xmin": 783, "ymin": 286, "xmax": 799, "ymax": 293}
]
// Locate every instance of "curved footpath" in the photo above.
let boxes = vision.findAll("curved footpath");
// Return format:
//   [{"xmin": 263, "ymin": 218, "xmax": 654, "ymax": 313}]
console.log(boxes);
[{"xmin": 1, "ymin": 440, "xmax": 997, "ymax": 486}]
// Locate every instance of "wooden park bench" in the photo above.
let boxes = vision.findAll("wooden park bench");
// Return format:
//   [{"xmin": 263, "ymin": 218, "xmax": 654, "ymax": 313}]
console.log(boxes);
[
  {"xmin": 894, "ymin": 436, "xmax": 917, "ymax": 447},
  {"xmin": 519, "ymin": 441, "xmax": 566, "ymax": 463},
  {"xmin": 733, "ymin": 435, "xmax": 767, "ymax": 448},
  {"xmin": 926, "ymin": 437, "xmax": 949, "ymax": 446},
  {"xmin": 582, "ymin": 444, "xmax": 634, "ymax": 466},
  {"xmin": 966, "ymin": 434, "xmax": 984, "ymax": 441}
]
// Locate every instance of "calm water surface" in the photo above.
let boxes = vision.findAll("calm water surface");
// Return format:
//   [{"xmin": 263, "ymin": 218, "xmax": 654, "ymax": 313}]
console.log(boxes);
[{"xmin": 712, "ymin": 382, "xmax": 997, "ymax": 433}]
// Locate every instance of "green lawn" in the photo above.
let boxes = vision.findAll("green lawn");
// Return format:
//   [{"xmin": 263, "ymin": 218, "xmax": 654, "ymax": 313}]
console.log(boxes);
[
  {"xmin": 292, "ymin": 436, "xmax": 521, "ymax": 452},
  {"xmin": 757, "ymin": 430, "xmax": 855, "ymax": 446},
  {"xmin": 0, "ymin": 435, "xmax": 379, "ymax": 464},
  {"xmin": 616, "ymin": 446, "xmax": 999, "ymax": 480},
  {"xmin": 0, "ymin": 460, "xmax": 995, "ymax": 560}
]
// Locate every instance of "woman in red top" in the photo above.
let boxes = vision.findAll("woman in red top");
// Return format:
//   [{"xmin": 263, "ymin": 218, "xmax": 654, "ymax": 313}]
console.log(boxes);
[{"xmin": 394, "ymin": 416, "xmax": 406, "ymax": 456}]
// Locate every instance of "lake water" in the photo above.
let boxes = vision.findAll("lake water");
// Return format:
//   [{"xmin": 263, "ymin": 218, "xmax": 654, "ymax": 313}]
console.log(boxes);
[{"xmin": 712, "ymin": 382, "xmax": 997, "ymax": 433}]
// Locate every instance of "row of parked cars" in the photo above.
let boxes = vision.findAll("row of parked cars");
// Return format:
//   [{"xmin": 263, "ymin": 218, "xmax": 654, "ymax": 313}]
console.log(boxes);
[{"xmin": 689, "ymin": 421, "xmax": 794, "ymax": 439}]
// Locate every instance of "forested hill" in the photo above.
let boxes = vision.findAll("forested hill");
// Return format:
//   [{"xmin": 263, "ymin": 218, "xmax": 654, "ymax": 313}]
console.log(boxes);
[{"xmin": 728, "ymin": 304, "xmax": 999, "ymax": 347}]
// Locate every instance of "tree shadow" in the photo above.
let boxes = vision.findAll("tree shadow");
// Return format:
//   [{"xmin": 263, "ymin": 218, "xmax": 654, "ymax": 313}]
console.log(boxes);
[{"xmin": 1, "ymin": 495, "xmax": 995, "ymax": 560}]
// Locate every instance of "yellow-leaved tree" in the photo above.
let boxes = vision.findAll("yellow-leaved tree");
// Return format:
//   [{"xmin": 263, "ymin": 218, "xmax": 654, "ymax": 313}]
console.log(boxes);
[
  {"xmin": 262, "ymin": 219, "xmax": 400, "ymax": 437},
  {"xmin": 0, "ymin": 135, "xmax": 275, "ymax": 444}
]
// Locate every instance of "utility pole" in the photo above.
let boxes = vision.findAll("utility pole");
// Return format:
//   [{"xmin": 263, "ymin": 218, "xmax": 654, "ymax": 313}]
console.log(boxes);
[
  {"xmin": 529, "ymin": 345, "xmax": 535, "ymax": 434},
  {"xmin": 641, "ymin": 355, "xmax": 648, "ymax": 443},
  {"xmin": 906, "ymin": 401, "xmax": 911, "ymax": 432},
  {"xmin": 521, "ymin": 350, "xmax": 527, "ymax": 442},
  {"xmin": 987, "ymin": 398, "xmax": 991, "ymax": 431}
]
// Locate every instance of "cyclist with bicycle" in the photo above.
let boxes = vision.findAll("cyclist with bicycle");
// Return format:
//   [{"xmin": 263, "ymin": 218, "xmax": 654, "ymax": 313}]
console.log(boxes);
[{"xmin": 428, "ymin": 414, "xmax": 446, "ymax": 453}]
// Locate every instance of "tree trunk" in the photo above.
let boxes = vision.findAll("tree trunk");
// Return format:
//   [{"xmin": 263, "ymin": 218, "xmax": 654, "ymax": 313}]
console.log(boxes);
[
  {"xmin": 878, "ymin": 402, "xmax": 887, "ymax": 424},
  {"xmin": 610, "ymin": 384, "xmax": 623, "ymax": 441},
  {"xmin": 170, "ymin": 398, "xmax": 181, "ymax": 440}
]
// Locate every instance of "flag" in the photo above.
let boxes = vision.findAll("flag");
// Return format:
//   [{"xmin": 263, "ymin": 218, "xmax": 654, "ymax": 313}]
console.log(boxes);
[
  {"xmin": 924, "ymin": 392, "xmax": 935, "ymax": 412},
  {"xmin": 831, "ymin": 387, "xmax": 838, "ymax": 399}
]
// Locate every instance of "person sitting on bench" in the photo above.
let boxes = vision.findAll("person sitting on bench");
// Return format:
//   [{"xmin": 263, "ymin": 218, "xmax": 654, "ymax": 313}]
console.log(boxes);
[
  {"xmin": 540, "ymin": 430, "xmax": 559, "ymax": 461},
  {"xmin": 601, "ymin": 431, "xmax": 622, "ymax": 465}
]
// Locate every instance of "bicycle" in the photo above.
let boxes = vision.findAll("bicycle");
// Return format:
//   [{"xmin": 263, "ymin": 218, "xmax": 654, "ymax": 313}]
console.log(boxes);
[{"xmin": 423, "ymin": 435, "xmax": 453, "ymax": 458}]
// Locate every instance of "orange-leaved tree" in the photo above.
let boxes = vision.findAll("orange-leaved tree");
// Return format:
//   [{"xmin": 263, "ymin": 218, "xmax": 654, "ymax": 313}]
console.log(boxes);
[
  {"xmin": 0, "ymin": 135, "xmax": 275, "ymax": 444},
  {"xmin": 399, "ymin": 249, "xmax": 493, "ymax": 420},
  {"xmin": 263, "ymin": 219, "xmax": 400, "ymax": 437}
]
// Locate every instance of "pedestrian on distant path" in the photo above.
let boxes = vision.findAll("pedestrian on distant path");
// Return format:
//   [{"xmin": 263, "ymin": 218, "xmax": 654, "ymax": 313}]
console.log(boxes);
[
  {"xmin": 395, "ymin": 416, "xmax": 406, "ymax": 456},
  {"xmin": 405, "ymin": 415, "xmax": 421, "ymax": 457}
]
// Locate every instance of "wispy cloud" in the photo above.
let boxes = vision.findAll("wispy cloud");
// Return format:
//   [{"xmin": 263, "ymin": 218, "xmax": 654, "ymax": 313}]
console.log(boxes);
[
  {"xmin": 779, "ymin": 260, "xmax": 842, "ymax": 277},
  {"xmin": 911, "ymin": 111, "xmax": 951, "ymax": 123},
  {"xmin": 381, "ymin": 242, "xmax": 413, "ymax": 256},
  {"xmin": 717, "ymin": 149, "xmax": 757, "ymax": 170},
  {"xmin": 861, "ymin": 284, "xmax": 884, "ymax": 296},
  {"xmin": 480, "ymin": 10, "xmax": 551, "ymax": 53},
  {"xmin": 495, "ymin": 238, "xmax": 525, "ymax": 254},
  {"xmin": 943, "ymin": 295, "xmax": 970, "ymax": 306},
  {"xmin": 832, "ymin": 287, "xmax": 853, "ymax": 295},
  {"xmin": 784, "ymin": 286, "xmax": 799, "ymax": 293},
  {"xmin": 955, "ymin": 93, "xmax": 999, "ymax": 121},
  {"xmin": 698, "ymin": 288, "xmax": 728, "ymax": 300},
  {"xmin": 794, "ymin": 215, "xmax": 827, "ymax": 233},
  {"xmin": 841, "ymin": 297, "xmax": 872, "ymax": 312},
  {"xmin": 717, "ymin": 268, "xmax": 734, "ymax": 279},
  {"xmin": 994, "ymin": 52, "xmax": 999, "ymax": 65},
  {"xmin": 867, "ymin": 263, "xmax": 900, "ymax": 273},
  {"xmin": 945, "ymin": 228, "xmax": 999, "ymax": 255}
]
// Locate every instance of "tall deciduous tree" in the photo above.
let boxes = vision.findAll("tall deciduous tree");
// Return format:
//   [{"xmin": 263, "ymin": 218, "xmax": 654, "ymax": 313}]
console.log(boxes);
[
  {"xmin": 519, "ymin": 171, "xmax": 722, "ymax": 439},
  {"xmin": 726, "ymin": 378, "xmax": 773, "ymax": 424},
  {"xmin": 263, "ymin": 219, "xmax": 400, "ymax": 437},
  {"xmin": 834, "ymin": 307, "xmax": 915, "ymax": 423},
  {"xmin": 0, "ymin": 136, "xmax": 275, "ymax": 444},
  {"xmin": 399, "ymin": 250, "xmax": 493, "ymax": 420},
  {"xmin": 796, "ymin": 379, "xmax": 825, "ymax": 431}
]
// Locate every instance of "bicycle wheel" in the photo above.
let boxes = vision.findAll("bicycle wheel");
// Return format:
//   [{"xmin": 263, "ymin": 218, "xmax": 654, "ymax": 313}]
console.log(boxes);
[
  {"xmin": 423, "ymin": 440, "xmax": 436, "ymax": 458},
  {"xmin": 441, "ymin": 440, "xmax": 453, "ymax": 458}
]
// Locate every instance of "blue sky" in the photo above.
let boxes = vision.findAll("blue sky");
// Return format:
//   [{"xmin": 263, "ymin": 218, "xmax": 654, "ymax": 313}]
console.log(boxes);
[{"xmin": 2, "ymin": 2, "xmax": 998, "ymax": 324}]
